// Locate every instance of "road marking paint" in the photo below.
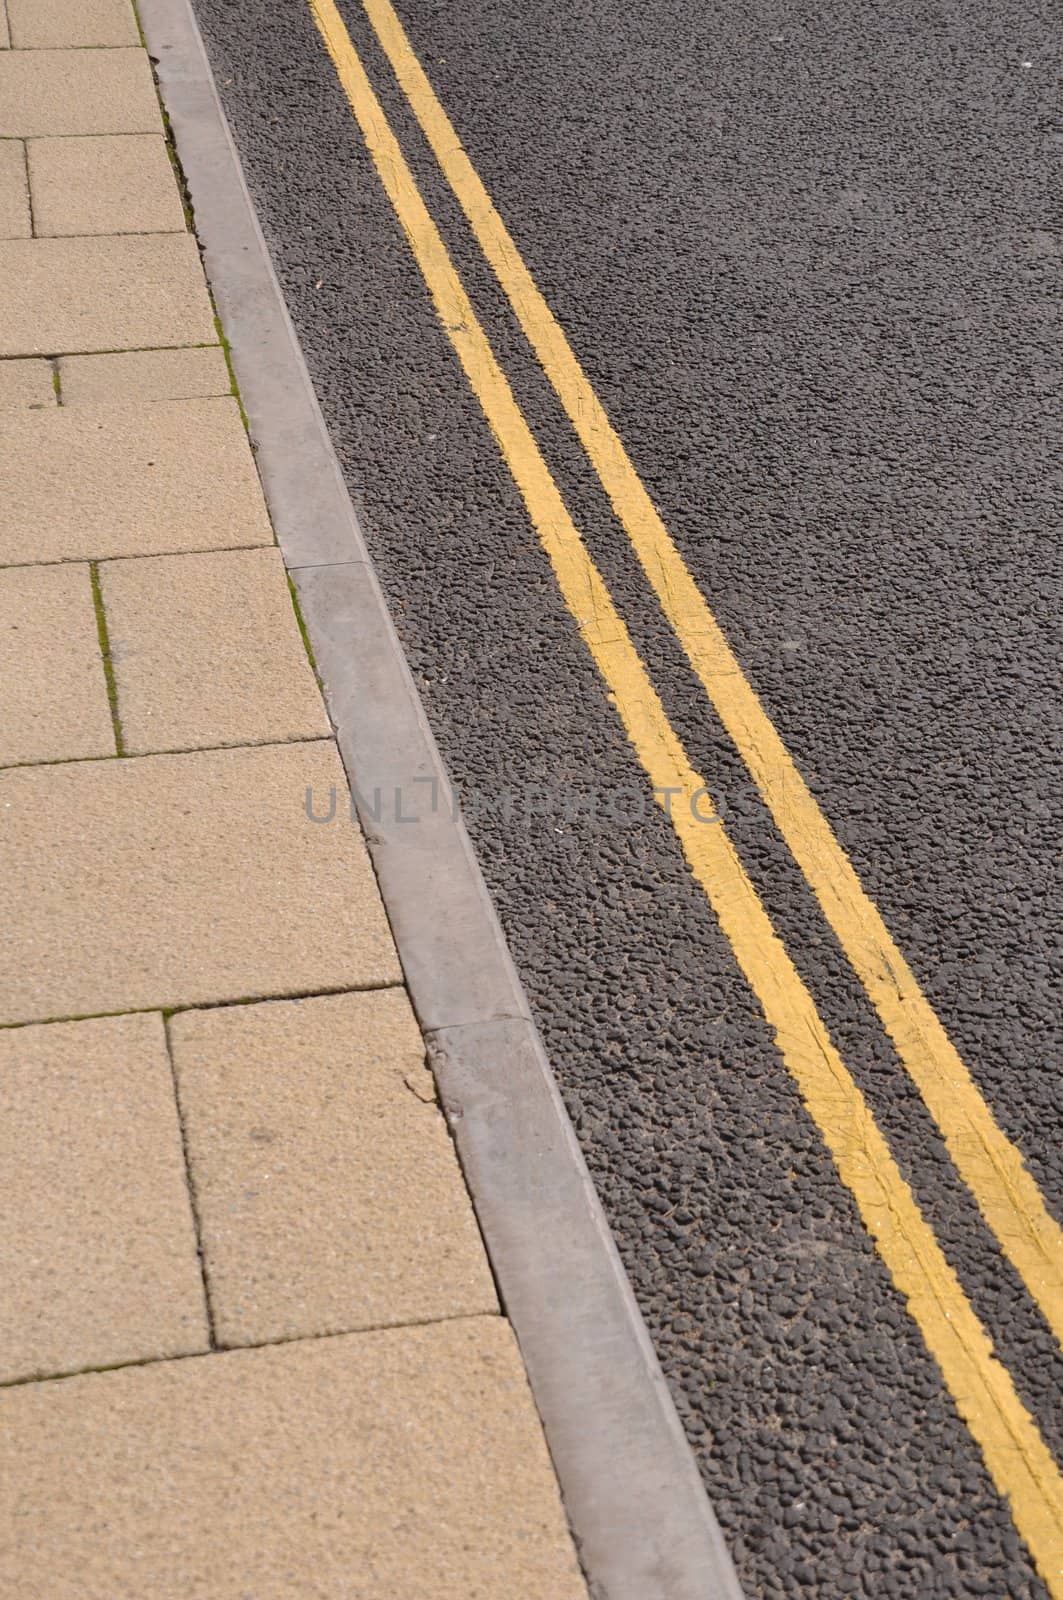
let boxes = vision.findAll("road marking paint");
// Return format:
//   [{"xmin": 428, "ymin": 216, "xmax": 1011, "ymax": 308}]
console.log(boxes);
[
  {"xmin": 358, "ymin": 0, "xmax": 1063, "ymax": 1355},
  {"xmin": 306, "ymin": 1, "xmax": 1063, "ymax": 1583}
]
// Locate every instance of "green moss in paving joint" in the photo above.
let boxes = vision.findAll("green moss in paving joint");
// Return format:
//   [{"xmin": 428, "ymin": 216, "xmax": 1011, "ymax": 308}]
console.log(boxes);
[
  {"xmin": 0, "ymin": 1004, "xmax": 153, "ymax": 1032},
  {"xmin": 287, "ymin": 573, "xmax": 322, "ymax": 681},
  {"xmin": 89, "ymin": 563, "xmax": 125, "ymax": 758},
  {"xmin": 213, "ymin": 314, "xmax": 250, "ymax": 431},
  {"xmin": 162, "ymin": 117, "xmax": 197, "ymax": 234}
]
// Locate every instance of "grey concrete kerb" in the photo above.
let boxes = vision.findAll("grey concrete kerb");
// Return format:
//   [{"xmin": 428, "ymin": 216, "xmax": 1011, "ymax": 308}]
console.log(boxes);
[{"xmin": 134, "ymin": 1, "xmax": 746, "ymax": 1595}]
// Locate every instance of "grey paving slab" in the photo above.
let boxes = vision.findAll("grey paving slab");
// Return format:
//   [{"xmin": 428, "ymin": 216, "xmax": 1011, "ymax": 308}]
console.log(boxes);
[
  {"xmin": 170, "ymin": 989, "xmax": 497, "ymax": 1348},
  {"xmin": 0, "ymin": 48, "xmax": 160, "ymax": 137},
  {"xmin": 59, "ymin": 345, "xmax": 230, "ymax": 404},
  {"xmin": 0, "ymin": 1012, "xmax": 208, "ymax": 1384},
  {"xmin": 0, "ymin": 1318, "xmax": 586, "ymax": 1599},
  {"xmin": 0, "ymin": 139, "xmax": 29, "ymax": 237},
  {"xmin": 27, "ymin": 134, "xmax": 186, "ymax": 237},
  {"xmin": 7, "ymin": 0, "xmax": 139, "ymax": 48},
  {"xmin": 0, "ymin": 396, "xmax": 272, "ymax": 564},
  {"xmin": 0, "ymin": 739, "xmax": 402, "ymax": 1025},
  {"xmin": 0, "ymin": 234, "xmax": 213, "ymax": 357},
  {"xmin": 0, "ymin": 561, "xmax": 113, "ymax": 764},
  {"xmin": 99, "ymin": 546, "xmax": 329, "ymax": 752}
]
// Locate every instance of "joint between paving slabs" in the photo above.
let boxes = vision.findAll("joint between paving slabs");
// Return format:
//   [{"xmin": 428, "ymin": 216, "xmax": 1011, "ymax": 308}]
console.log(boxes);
[
  {"xmin": 0, "ymin": 1306, "xmax": 500, "ymax": 1395},
  {"xmin": 0, "ymin": 544, "xmax": 271, "ymax": 576},
  {"xmin": 17, "ymin": 140, "xmax": 35, "ymax": 237},
  {"xmin": 0, "ymin": 729, "xmax": 334, "ymax": 777},
  {"xmin": 161, "ymin": 1012, "xmax": 219, "ymax": 1350},
  {"xmin": 417, "ymin": 1029, "xmax": 512, "ymax": 1322},
  {"xmin": 88, "ymin": 561, "xmax": 125, "ymax": 755},
  {"xmin": 0, "ymin": 981, "xmax": 407, "ymax": 1033},
  {"xmin": 129, "ymin": 0, "xmax": 252, "ymax": 435},
  {"xmin": 286, "ymin": 573, "xmax": 322, "ymax": 681},
  {"xmin": 0, "ymin": 343, "xmax": 223, "ymax": 359}
]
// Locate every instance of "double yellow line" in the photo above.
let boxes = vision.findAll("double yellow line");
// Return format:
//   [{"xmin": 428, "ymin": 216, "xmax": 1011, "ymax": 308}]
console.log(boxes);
[{"xmin": 305, "ymin": 0, "xmax": 1063, "ymax": 1586}]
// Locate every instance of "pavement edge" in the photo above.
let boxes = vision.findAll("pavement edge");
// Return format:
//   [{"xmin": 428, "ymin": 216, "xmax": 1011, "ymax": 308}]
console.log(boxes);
[{"xmin": 136, "ymin": 2, "xmax": 746, "ymax": 1594}]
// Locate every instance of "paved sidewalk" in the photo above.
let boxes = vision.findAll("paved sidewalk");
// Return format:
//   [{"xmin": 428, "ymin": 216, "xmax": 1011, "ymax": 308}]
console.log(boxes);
[{"xmin": 0, "ymin": 2, "xmax": 585, "ymax": 1594}]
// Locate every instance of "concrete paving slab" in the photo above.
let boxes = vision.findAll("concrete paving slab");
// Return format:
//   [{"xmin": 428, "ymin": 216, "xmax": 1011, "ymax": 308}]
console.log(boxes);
[
  {"xmin": 0, "ymin": 357, "xmax": 54, "ymax": 409},
  {"xmin": 59, "ymin": 344, "xmax": 230, "ymax": 404},
  {"xmin": 0, "ymin": 1318, "xmax": 586, "ymax": 1599},
  {"xmin": 0, "ymin": 740, "xmax": 402, "ymax": 1025},
  {"xmin": 0, "ymin": 1013, "xmax": 209, "ymax": 1384},
  {"xmin": 27, "ymin": 133, "xmax": 186, "ymax": 237},
  {"xmin": 0, "ymin": 234, "xmax": 213, "ymax": 357},
  {"xmin": 0, "ymin": 139, "xmax": 29, "ymax": 237},
  {"xmin": 0, "ymin": 562, "xmax": 114, "ymax": 765},
  {"xmin": 7, "ymin": 0, "xmax": 140, "ymax": 48},
  {"xmin": 100, "ymin": 546, "xmax": 330, "ymax": 753},
  {"xmin": 170, "ymin": 989, "xmax": 497, "ymax": 1347},
  {"xmin": 0, "ymin": 396, "xmax": 272, "ymax": 564},
  {"xmin": 0, "ymin": 48, "xmax": 160, "ymax": 137},
  {"xmin": 0, "ymin": 6, "xmax": 9, "ymax": 49}
]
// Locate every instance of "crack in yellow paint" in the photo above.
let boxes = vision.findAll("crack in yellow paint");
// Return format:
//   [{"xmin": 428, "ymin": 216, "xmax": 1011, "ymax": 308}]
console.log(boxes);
[
  {"xmin": 305, "ymin": 1, "xmax": 1063, "ymax": 1587},
  {"xmin": 360, "ymin": 0, "xmax": 1063, "ymax": 1360}
]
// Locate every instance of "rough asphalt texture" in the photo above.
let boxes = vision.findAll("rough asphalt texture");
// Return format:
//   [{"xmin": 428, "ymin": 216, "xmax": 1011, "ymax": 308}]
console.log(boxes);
[{"xmin": 186, "ymin": 1, "xmax": 1062, "ymax": 1594}]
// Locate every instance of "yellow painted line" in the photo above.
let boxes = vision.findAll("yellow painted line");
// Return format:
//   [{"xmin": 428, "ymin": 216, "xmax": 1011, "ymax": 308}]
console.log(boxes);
[
  {"xmin": 355, "ymin": 0, "xmax": 1063, "ymax": 1358},
  {"xmin": 304, "ymin": 0, "xmax": 1063, "ymax": 1582}
]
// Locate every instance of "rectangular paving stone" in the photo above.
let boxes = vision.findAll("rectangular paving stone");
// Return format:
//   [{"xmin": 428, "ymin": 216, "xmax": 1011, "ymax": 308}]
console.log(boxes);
[
  {"xmin": 27, "ymin": 133, "xmax": 186, "ymax": 237},
  {"xmin": 0, "ymin": 1319, "xmax": 586, "ymax": 1599},
  {"xmin": 0, "ymin": 139, "xmax": 29, "ymax": 237},
  {"xmin": 0, "ymin": 397, "xmax": 273, "ymax": 564},
  {"xmin": 0, "ymin": 357, "xmax": 54, "ymax": 409},
  {"xmin": 0, "ymin": 234, "xmax": 213, "ymax": 356},
  {"xmin": 0, "ymin": 740, "xmax": 402, "ymax": 1025},
  {"xmin": 59, "ymin": 344, "xmax": 230, "ymax": 405},
  {"xmin": 170, "ymin": 990, "xmax": 497, "ymax": 1348},
  {"xmin": 7, "ymin": 0, "xmax": 140, "ymax": 48},
  {"xmin": 0, "ymin": 7, "xmax": 9, "ymax": 49},
  {"xmin": 0, "ymin": 49, "xmax": 160, "ymax": 137},
  {"xmin": 100, "ymin": 547, "xmax": 330, "ymax": 753},
  {"xmin": 0, "ymin": 1013, "xmax": 209, "ymax": 1385},
  {"xmin": 0, "ymin": 562, "xmax": 114, "ymax": 764}
]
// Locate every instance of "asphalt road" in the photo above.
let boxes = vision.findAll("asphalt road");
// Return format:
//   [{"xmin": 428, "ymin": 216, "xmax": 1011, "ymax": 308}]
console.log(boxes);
[{"xmin": 187, "ymin": 1, "xmax": 1062, "ymax": 1593}]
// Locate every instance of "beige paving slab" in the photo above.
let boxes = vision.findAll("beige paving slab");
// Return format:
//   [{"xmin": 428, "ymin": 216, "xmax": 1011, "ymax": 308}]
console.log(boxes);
[
  {"xmin": 7, "ymin": 0, "xmax": 140, "ymax": 48},
  {"xmin": 100, "ymin": 547, "xmax": 330, "ymax": 753},
  {"xmin": 0, "ymin": 1013, "xmax": 209, "ymax": 1385},
  {"xmin": 0, "ymin": 397, "xmax": 272, "ymax": 564},
  {"xmin": 0, "ymin": 48, "xmax": 160, "ymax": 137},
  {"xmin": 0, "ymin": 562, "xmax": 113, "ymax": 764},
  {"xmin": 170, "ymin": 990, "xmax": 497, "ymax": 1348},
  {"xmin": 60, "ymin": 344, "xmax": 230, "ymax": 404},
  {"xmin": 0, "ymin": 139, "xmax": 29, "ymax": 237},
  {"xmin": 0, "ymin": 1318, "xmax": 586, "ymax": 1599},
  {"xmin": 28, "ymin": 133, "xmax": 186, "ymax": 237},
  {"xmin": 0, "ymin": 357, "xmax": 54, "ymax": 409},
  {"xmin": 0, "ymin": 5, "xmax": 9, "ymax": 49},
  {"xmin": 0, "ymin": 740, "xmax": 402, "ymax": 1025},
  {"xmin": 0, "ymin": 234, "xmax": 213, "ymax": 357}
]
